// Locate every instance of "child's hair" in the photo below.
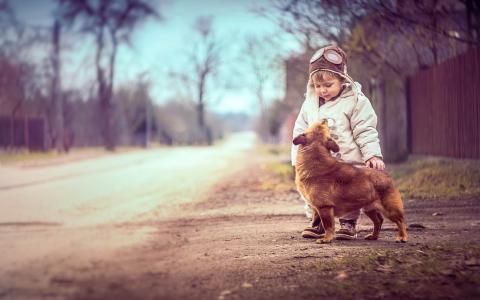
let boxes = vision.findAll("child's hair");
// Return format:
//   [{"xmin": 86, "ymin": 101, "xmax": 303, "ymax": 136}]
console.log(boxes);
[
  {"xmin": 305, "ymin": 70, "xmax": 347, "ymax": 99},
  {"xmin": 310, "ymin": 70, "xmax": 345, "ymax": 86}
]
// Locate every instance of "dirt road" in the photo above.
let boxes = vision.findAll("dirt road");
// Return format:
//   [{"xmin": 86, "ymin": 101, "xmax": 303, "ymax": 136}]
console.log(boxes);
[
  {"xmin": 1, "ymin": 141, "xmax": 479, "ymax": 299},
  {"xmin": 0, "ymin": 132, "xmax": 257, "ymax": 226}
]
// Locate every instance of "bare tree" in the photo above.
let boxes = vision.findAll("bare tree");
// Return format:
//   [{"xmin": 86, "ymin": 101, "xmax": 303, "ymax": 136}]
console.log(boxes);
[
  {"xmin": 56, "ymin": 0, "xmax": 161, "ymax": 150},
  {"xmin": 176, "ymin": 16, "xmax": 222, "ymax": 145},
  {"xmin": 114, "ymin": 75, "xmax": 154, "ymax": 147},
  {"xmin": 245, "ymin": 36, "xmax": 269, "ymax": 120},
  {"xmin": 49, "ymin": 17, "xmax": 64, "ymax": 152},
  {"xmin": 265, "ymin": 0, "xmax": 476, "ymax": 76},
  {"xmin": 243, "ymin": 34, "xmax": 282, "ymax": 142},
  {"xmin": 1, "ymin": 1, "xmax": 32, "ymax": 117},
  {"xmin": 0, "ymin": 0, "xmax": 21, "ymax": 57},
  {"xmin": 0, "ymin": 1, "xmax": 58, "ymax": 150}
]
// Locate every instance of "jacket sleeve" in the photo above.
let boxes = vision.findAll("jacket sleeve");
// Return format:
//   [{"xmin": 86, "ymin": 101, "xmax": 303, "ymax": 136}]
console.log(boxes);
[
  {"xmin": 350, "ymin": 93, "xmax": 383, "ymax": 162},
  {"xmin": 291, "ymin": 101, "xmax": 309, "ymax": 166}
]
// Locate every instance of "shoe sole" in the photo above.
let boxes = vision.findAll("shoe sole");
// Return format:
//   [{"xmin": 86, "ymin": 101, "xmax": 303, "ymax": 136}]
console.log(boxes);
[
  {"xmin": 335, "ymin": 233, "xmax": 357, "ymax": 240},
  {"xmin": 302, "ymin": 231, "xmax": 325, "ymax": 239}
]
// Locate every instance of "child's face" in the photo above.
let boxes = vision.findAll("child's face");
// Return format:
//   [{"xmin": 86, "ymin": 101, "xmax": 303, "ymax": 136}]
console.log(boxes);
[{"xmin": 313, "ymin": 77, "xmax": 342, "ymax": 101}]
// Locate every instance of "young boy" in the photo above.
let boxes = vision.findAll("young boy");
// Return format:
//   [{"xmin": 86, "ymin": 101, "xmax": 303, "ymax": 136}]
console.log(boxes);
[{"xmin": 291, "ymin": 45, "xmax": 385, "ymax": 240}]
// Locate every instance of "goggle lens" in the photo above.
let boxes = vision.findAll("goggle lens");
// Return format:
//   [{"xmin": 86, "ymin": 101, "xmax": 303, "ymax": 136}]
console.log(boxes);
[
  {"xmin": 324, "ymin": 50, "xmax": 342, "ymax": 64},
  {"xmin": 310, "ymin": 48, "xmax": 343, "ymax": 65}
]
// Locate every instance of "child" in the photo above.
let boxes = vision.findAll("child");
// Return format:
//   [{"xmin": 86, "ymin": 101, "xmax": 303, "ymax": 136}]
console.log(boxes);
[{"xmin": 291, "ymin": 45, "xmax": 385, "ymax": 240}]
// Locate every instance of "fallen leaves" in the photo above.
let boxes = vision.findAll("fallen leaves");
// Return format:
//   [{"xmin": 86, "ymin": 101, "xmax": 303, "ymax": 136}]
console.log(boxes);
[
  {"xmin": 374, "ymin": 264, "xmax": 393, "ymax": 273},
  {"xmin": 217, "ymin": 289, "xmax": 231, "ymax": 300},
  {"xmin": 408, "ymin": 223, "xmax": 427, "ymax": 229},
  {"xmin": 335, "ymin": 271, "xmax": 348, "ymax": 280}
]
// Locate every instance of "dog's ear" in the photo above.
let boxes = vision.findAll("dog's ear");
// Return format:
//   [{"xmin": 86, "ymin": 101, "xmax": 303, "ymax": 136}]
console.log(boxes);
[
  {"xmin": 326, "ymin": 138, "xmax": 340, "ymax": 153},
  {"xmin": 293, "ymin": 133, "xmax": 307, "ymax": 145}
]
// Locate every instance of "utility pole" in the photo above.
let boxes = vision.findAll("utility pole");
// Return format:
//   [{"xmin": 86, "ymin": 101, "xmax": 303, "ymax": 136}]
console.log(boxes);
[{"xmin": 52, "ymin": 17, "xmax": 64, "ymax": 152}]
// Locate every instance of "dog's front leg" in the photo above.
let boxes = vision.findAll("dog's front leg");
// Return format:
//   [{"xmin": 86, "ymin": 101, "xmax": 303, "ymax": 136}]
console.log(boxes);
[
  {"xmin": 317, "ymin": 206, "xmax": 335, "ymax": 243},
  {"xmin": 311, "ymin": 209, "xmax": 320, "ymax": 228}
]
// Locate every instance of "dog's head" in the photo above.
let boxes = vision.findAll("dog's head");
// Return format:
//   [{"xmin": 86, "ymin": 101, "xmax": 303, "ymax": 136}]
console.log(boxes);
[{"xmin": 292, "ymin": 119, "xmax": 339, "ymax": 153}]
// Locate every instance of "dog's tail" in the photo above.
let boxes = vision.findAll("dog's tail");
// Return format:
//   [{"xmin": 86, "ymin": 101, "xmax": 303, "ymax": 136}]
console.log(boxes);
[{"xmin": 379, "ymin": 187, "xmax": 404, "ymax": 218}]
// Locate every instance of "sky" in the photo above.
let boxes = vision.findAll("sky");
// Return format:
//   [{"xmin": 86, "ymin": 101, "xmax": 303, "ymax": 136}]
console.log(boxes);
[{"xmin": 10, "ymin": 0, "xmax": 303, "ymax": 115}]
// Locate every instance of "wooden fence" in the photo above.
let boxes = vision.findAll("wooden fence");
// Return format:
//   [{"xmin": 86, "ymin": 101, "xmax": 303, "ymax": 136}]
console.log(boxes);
[
  {"xmin": 407, "ymin": 47, "xmax": 480, "ymax": 159},
  {"xmin": 0, "ymin": 116, "xmax": 45, "ymax": 150}
]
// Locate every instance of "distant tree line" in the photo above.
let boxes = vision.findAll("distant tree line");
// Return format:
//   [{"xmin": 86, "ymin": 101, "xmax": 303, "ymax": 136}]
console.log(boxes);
[{"xmin": 0, "ymin": 0, "xmax": 254, "ymax": 152}]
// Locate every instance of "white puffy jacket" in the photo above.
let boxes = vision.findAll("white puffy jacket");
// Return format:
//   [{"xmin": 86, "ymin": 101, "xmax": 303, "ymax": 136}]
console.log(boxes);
[{"xmin": 291, "ymin": 81, "xmax": 382, "ymax": 166}]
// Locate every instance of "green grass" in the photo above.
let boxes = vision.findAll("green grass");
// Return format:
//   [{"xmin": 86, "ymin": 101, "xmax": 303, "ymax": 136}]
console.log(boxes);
[
  {"xmin": 0, "ymin": 150, "xmax": 66, "ymax": 164},
  {"xmin": 0, "ymin": 146, "xmax": 160, "ymax": 165},
  {"xmin": 259, "ymin": 160, "xmax": 296, "ymax": 192},
  {"xmin": 256, "ymin": 145, "xmax": 296, "ymax": 191},
  {"xmin": 265, "ymin": 161, "xmax": 294, "ymax": 181},
  {"xmin": 0, "ymin": 148, "xmax": 108, "ymax": 165},
  {"xmin": 256, "ymin": 144, "xmax": 292, "ymax": 157},
  {"xmin": 388, "ymin": 157, "xmax": 480, "ymax": 200}
]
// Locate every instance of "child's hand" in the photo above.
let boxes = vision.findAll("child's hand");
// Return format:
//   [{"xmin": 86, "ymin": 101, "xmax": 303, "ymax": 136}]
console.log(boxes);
[{"xmin": 366, "ymin": 157, "xmax": 385, "ymax": 170}]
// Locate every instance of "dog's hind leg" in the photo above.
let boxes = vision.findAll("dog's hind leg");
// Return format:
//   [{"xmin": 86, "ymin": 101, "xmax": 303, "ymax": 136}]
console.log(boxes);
[
  {"xmin": 381, "ymin": 189, "xmax": 408, "ymax": 243},
  {"xmin": 363, "ymin": 210, "xmax": 383, "ymax": 240},
  {"xmin": 316, "ymin": 206, "xmax": 335, "ymax": 243},
  {"xmin": 391, "ymin": 215, "xmax": 408, "ymax": 243},
  {"xmin": 389, "ymin": 214, "xmax": 408, "ymax": 243}
]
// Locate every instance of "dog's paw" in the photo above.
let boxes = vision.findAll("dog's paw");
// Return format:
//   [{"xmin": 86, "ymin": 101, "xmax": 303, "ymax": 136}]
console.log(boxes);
[
  {"xmin": 316, "ymin": 238, "xmax": 333, "ymax": 244},
  {"xmin": 364, "ymin": 234, "xmax": 378, "ymax": 240},
  {"xmin": 395, "ymin": 236, "xmax": 408, "ymax": 243}
]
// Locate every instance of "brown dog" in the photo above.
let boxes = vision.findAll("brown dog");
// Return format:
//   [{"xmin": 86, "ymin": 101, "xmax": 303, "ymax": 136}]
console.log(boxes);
[{"xmin": 293, "ymin": 120, "xmax": 408, "ymax": 243}]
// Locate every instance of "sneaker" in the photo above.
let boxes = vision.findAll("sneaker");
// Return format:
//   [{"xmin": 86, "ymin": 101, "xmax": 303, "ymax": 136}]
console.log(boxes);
[
  {"xmin": 301, "ymin": 226, "xmax": 325, "ymax": 239},
  {"xmin": 335, "ymin": 220, "xmax": 357, "ymax": 240}
]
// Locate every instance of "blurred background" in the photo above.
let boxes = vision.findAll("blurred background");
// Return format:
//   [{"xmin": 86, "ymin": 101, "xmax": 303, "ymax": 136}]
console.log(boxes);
[
  {"xmin": 0, "ymin": 3, "xmax": 479, "ymax": 297},
  {"xmin": 0, "ymin": 0, "xmax": 479, "ymax": 161}
]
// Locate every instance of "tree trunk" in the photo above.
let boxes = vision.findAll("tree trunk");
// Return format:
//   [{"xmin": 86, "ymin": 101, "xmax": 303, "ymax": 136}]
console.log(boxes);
[
  {"xmin": 51, "ymin": 19, "xmax": 64, "ymax": 152},
  {"xmin": 105, "ymin": 31, "xmax": 118, "ymax": 150},
  {"xmin": 9, "ymin": 100, "xmax": 22, "ymax": 149},
  {"xmin": 197, "ymin": 71, "xmax": 208, "ymax": 144},
  {"xmin": 95, "ymin": 27, "xmax": 114, "ymax": 151}
]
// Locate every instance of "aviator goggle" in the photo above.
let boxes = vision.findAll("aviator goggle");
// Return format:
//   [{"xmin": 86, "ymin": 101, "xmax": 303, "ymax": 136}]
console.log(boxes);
[{"xmin": 309, "ymin": 47, "xmax": 345, "ymax": 65}]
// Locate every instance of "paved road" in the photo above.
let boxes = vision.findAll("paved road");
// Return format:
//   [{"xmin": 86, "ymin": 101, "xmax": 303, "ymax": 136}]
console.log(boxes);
[{"xmin": 0, "ymin": 132, "xmax": 257, "ymax": 272}]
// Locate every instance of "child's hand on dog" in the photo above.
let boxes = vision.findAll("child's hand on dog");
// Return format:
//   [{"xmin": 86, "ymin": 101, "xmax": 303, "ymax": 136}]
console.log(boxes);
[{"xmin": 366, "ymin": 157, "xmax": 385, "ymax": 171}]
